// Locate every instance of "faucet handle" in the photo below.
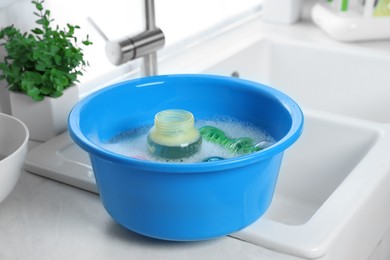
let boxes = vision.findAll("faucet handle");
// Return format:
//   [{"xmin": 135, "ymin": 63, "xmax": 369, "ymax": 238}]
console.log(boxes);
[
  {"xmin": 105, "ymin": 36, "xmax": 134, "ymax": 66},
  {"xmin": 87, "ymin": 17, "xmax": 109, "ymax": 41},
  {"xmin": 105, "ymin": 28, "xmax": 164, "ymax": 66},
  {"xmin": 87, "ymin": 17, "xmax": 164, "ymax": 67}
]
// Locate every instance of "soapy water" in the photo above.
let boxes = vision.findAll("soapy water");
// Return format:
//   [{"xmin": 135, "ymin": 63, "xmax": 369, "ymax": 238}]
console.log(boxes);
[{"xmin": 95, "ymin": 117, "xmax": 275, "ymax": 163}]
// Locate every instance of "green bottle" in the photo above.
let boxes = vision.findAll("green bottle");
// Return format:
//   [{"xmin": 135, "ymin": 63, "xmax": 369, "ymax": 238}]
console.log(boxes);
[
  {"xmin": 147, "ymin": 109, "xmax": 202, "ymax": 159},
  {"xmin": 199, "ymin": 125, "xmax": 262, "ymax": 155}
]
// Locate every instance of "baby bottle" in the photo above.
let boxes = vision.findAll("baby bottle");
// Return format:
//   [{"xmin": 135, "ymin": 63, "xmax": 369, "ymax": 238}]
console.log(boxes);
[{"xmin": 147, "ymin": 109, "xmax": 202, "ymax": 159}]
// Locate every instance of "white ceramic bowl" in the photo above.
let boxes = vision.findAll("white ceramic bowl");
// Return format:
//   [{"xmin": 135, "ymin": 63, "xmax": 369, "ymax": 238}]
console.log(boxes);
[{"xmin": 0, "ymin": 113, "xmax": 29, "ymax": 203}]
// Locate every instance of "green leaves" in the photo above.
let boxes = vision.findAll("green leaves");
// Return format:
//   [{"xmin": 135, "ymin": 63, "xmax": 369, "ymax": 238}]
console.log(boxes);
[
  {"xmin": 32, "ymin": 0, "xmax": 43, "ymax": 11},
  {"xmin": 0, "ymin": 0, "xmax": 92, "ymax": 101},
  {"xmin": 31, "ymin": 28, "xmax": 43, "ymax": 34}
]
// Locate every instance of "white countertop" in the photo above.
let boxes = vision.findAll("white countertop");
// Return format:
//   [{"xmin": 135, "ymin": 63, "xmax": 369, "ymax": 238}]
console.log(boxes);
[
  {"xmin": 0, "ymin": 143, "xmax": 299, "ymax": 260},
  {"xmin": 2, "ymin": 9, "xmax": 390, "ymax": 259}
]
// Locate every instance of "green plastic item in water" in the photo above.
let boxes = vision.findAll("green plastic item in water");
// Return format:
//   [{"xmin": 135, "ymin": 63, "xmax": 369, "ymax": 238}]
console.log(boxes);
[{"xmin": 199, "ymin": 125, "xmax": 262, "ymax": 155}]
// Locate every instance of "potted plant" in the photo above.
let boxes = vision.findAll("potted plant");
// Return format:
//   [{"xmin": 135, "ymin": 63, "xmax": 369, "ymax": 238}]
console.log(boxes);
[{"xmin": 0, "ymin": 0, "xmax": 92, "ymax": 141}]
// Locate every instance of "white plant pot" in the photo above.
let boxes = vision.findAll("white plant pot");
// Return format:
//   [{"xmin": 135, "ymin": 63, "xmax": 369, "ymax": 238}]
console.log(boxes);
[{"xmin": 9, "ymin": 86, "xmax": 79, "ymax": 142}]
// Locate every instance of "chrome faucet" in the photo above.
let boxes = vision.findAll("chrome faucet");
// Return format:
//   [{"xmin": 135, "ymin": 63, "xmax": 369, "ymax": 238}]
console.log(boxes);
[
  {"xmin": 90, "ymin": 0, "xmax": 165, "ymax": 76},
  {"xmin": 143, "ymin": 0, "xmax": 160, "ymax": 76}
]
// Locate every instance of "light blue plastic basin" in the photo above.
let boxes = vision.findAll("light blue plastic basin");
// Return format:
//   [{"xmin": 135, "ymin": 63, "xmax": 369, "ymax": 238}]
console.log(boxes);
[{"xmin": 68, "ymin": 74, "xmax": 304, "ymax": 241}]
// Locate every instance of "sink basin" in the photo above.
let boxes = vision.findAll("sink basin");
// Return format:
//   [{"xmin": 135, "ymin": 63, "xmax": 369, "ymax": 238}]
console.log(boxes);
[
  {"xmin": 25, "ymin": 24, "xmax": 390, "ymax": 259},
  {"xmin": 205, "ymin": 39, "xmax": 390, "ymax": 123},
  {"xmin": 263, "ymin": 110, "xmax": 378, "ymax": 226},
  {"xmin": 203, "ymin": 39, "xmax": 390, "ymax": 259},
  {"xmin": 233, "ymin": 109, "xmax": 389, "ymax": 259}
]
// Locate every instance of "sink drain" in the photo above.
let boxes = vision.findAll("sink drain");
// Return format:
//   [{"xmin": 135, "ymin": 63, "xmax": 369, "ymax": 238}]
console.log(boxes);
[{"xmin": 231, "ymin": 71, "xmax": 240, "ymax": 78}]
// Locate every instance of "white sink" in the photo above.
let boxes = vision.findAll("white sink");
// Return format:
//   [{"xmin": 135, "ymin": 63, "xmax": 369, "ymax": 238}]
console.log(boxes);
[
  {"xmin": 264, "ymin": 110, "xmax": 379, "ymax": 226},
  {"xmin": 25, "ymin": 20, "xmax": 390, "ymax": 260},
  {"xmin": 233, "ymin": 109, "xmax": 390, "ymax": 259},
  {"xmin": 203, "ymin": 38, "xmax": 390, "ymax": 259},
  {"xmin": 205, "ymin": 38, "xmax": 390, "ymax": 123}
]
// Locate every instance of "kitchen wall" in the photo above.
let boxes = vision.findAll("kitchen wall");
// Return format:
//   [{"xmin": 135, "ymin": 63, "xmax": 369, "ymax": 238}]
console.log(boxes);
[{"xmin": 0, "ymin": 0, "xmax": 262, "ymax": 113}]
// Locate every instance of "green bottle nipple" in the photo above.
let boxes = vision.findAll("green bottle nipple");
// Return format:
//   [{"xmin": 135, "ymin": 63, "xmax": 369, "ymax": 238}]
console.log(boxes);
[
  {"xmin": 147, "ymin": 109, "xmax": 202, "ymax": 159},
  {"xmin": 199, "ymin": 125, "xmax": 262, "ymax": 155}
]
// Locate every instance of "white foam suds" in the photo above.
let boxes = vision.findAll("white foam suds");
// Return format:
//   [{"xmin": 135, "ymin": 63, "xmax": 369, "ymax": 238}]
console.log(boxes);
[{"xmin": 93, "ymin": 117, "xmax": 275, "ymax": 163}]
